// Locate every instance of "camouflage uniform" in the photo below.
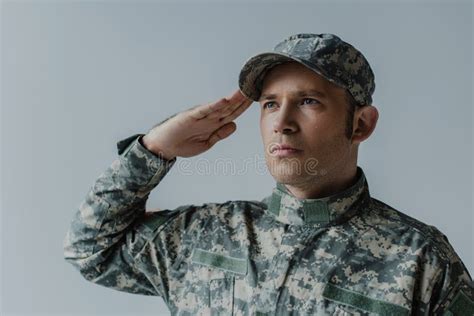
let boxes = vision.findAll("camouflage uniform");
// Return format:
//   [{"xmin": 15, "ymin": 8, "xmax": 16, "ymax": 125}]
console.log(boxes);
[{"xmin": 63, "ymin": 133, "xmax": 474, "ymax": 315}]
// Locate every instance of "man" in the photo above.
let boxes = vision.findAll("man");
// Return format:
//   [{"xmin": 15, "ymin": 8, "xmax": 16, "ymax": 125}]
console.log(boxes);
[{"xmin": 63, "ymin": 33, "xmax": 473, "ymax": 315}]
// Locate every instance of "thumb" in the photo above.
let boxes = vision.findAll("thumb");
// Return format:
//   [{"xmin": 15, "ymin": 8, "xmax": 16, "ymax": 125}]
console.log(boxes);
[{"xmin": 207, "ymin": 122, "xmax": 237, "ymax": 147}]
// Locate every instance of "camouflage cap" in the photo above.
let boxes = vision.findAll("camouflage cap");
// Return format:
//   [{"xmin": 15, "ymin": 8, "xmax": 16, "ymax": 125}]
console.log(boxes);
[{"xmin": 238, "ymin": 33, "xmax": 375, "ymax": 106}]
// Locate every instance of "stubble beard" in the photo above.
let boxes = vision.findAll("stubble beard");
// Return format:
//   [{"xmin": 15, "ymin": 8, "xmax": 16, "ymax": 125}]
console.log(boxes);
[{"xmin": 265, "ymin": 153, "xmax": 327, "ymax": 186}]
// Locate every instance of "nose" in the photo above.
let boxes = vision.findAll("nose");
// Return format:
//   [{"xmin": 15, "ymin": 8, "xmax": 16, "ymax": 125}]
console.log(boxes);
[{"xmin": 272, "ymin": 103, "xmax": 298, "ymax": 134}]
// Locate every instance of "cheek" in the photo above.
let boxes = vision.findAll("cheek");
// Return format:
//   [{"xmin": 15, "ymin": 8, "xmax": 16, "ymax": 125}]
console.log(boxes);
[
  {"xmin": 302, "ymin": 120, "xmax": 342, "ymax": 150},
  {"xmin": 259, "ymin": 117, "xmax": 271, "ymax": 139},
  {"xmin": 310, "ymin": 113, "xmax": 344, "ymax": 134}
]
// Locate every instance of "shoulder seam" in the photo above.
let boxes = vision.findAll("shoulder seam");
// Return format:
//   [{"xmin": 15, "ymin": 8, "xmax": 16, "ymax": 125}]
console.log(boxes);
[{"xmin": 367, "ymin": 198, "xmax": 452, "ymax": 262}]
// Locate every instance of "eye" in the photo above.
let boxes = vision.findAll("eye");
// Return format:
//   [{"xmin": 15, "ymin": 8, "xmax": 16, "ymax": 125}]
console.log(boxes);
[
  {"xmin": 301, "ymin": 98, "xmax": 320, "ymax": 105},
  {"xmin": 262, "ymin": 101, "xmax": 276, "ymax": 110},
  {"xmin": 262, "ymin": 98, "xmax": 320, "ymax": 110}
]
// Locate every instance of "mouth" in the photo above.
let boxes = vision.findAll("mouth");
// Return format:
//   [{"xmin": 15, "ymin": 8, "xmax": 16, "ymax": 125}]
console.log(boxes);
[{"xmin": 269, "ymin": 143, "xmax": 303, "ymax": 156}]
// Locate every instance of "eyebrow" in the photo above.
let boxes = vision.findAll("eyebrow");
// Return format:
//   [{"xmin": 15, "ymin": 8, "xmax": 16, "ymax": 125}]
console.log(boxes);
[{"xmin": 259, "ymin": 89, "xmax": 327, "ymax": 101}]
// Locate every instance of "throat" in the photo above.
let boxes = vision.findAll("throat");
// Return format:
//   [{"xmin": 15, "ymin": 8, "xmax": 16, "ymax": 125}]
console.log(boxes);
[{"xmin": 283, "ymin": 168, "xmax": 359, "ymax": 199}]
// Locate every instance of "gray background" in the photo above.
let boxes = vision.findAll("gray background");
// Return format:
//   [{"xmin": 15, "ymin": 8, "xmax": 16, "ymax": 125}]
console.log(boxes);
[{"xmin": 1, "ymin": 0, "xmax": 472, "ymax": 315}]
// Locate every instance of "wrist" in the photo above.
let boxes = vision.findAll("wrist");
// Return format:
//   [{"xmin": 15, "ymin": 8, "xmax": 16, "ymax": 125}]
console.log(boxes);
[{"xmin": 139, "ymin": 135, "xmax": 176, "ymax": 161}]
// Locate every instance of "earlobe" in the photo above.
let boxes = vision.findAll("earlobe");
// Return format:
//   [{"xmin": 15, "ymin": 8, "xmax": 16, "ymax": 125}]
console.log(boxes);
[{"xmin": 351, "ymin": 105, "xmax": 379, "ymax": 144}]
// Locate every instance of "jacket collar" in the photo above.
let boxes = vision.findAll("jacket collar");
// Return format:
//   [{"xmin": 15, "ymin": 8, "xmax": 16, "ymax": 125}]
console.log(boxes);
[{"xmin": 264, "ymin": 166, "xmax": 371, "ymax": 226}]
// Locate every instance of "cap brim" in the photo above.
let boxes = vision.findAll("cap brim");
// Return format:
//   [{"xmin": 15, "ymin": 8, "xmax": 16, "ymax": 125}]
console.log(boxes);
[{"xmin": 238, "ymin": 51, "xmax": 332, "ymax": 102}]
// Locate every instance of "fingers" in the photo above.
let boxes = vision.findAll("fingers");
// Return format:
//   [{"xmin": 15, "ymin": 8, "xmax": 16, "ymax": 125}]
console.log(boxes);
[
  {"xmin": 203, "ymin": 90, "xmax": 241, "ymax": 119},
  {"xmin": 207, "ymin": 122, "xmax": 237, "ymax": 147},
  {"xmin": 223, "ymin": 89, "xmax": 251, "ymax": 114},
  {"xmin": 189, "ymin": 98, "xmax": 229, "ymax": 120},
  {"xmin": 208, "ymin": 92, "xmax": 252, "ymax": 121},
  {"xmin": 207, "ymin": 100, "xmax": 240, "ymax": 120},
  {"xmin": 227, "ymin": 89, "xmax": 248, "ymax": 103},
  {"xmin": 219, "ymin": 98, "xmax": 253, "ymax": 124},
  {"xmin": 189, "ymin": 89, "xmax": 251, "ymax": 121}
]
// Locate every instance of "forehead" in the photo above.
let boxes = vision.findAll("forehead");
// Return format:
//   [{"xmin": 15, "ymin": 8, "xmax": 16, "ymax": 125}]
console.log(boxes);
[{"xmin": 259, "ymin": 61, "xmax": 345, "ymax": 100}]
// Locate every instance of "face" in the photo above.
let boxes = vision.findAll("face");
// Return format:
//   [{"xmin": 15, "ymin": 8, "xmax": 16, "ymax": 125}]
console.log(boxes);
[{"xmin": 259, "ymin": 61, "xmax": 356, "ymax": 186}]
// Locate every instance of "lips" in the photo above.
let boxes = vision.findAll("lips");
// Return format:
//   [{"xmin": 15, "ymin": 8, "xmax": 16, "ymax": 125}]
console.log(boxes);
[{"xmin": 270, "ymin": 143, "xmax": 301, "ymax": 153}]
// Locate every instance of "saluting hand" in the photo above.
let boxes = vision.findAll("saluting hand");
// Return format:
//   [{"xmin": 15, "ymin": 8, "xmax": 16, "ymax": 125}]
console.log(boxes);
[{"xmin": 142, "ymin": 89, "xmax": 253, "ymax": 160}]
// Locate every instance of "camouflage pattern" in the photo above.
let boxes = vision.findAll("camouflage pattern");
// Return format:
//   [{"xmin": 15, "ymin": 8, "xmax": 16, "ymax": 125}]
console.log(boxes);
[
  {"xmin": 64, "ymin": 134, "xmax": 474, "ymax": 315},
  {"xmin": 238, "ymin": 33, "xmax": 376, "ymax": 106}
]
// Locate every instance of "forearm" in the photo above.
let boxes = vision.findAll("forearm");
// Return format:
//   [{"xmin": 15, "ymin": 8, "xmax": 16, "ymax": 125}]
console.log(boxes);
[{"xmin": 63, "ymin": 134, "xmax": 177, "ymax": 275}]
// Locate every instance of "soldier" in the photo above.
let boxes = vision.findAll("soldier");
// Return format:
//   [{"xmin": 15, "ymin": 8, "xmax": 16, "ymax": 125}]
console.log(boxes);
[{"xmin": 63, "ymin": 33, "xmax": 473, "ymax": 315}]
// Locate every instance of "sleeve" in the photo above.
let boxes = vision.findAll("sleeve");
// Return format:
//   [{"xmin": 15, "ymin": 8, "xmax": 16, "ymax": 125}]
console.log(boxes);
[
  {"xmin": 428, "ymin": 233, "xmax": 474, "ymax": 316},
  {"xmin": 63, "ymin": 133, "xmax": 183, "ymax": 298}
]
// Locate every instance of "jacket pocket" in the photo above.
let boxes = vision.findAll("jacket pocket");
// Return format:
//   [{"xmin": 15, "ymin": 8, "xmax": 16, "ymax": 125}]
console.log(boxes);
[
  {"xmin": 210, "ymin": 276, "xmax": 235, "ymax": 315},
  {"xmin": 333, "ymin": 304, "xmax": 365, "ymax": 316},
  {"xmin": 190, "ymin": 248, "xmax": 247, "ymax": 315}
]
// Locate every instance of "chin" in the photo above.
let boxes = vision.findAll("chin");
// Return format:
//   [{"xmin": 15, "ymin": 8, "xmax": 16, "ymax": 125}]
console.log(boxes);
[
  {"xmin": 266, "ymin": 155, "xmax": 327, "ymax": 183},
  {"xmin": 270, "ymin": 173, "xmax": 303, "ymax": 185},
  {"xmin": 266, "ymin": 158, "xmax": 304, "ymax": 182}
]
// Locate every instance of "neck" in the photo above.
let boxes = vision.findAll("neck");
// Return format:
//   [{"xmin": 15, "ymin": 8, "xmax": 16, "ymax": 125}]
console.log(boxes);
[{"xmin": 283, "ymin": 165, "xmax": 359, "ymax": 199}]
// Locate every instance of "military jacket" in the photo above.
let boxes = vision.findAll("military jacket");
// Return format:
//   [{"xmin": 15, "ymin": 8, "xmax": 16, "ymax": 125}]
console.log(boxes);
[{"xmin": 63, "ymin": 133, "xmax": 474, "ymax": 315}]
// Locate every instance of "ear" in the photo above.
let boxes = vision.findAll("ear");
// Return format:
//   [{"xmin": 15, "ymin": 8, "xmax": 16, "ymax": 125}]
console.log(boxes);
[{"xmin": 351, "ymin": 105, "xmax": 379, "ymax": 145}]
